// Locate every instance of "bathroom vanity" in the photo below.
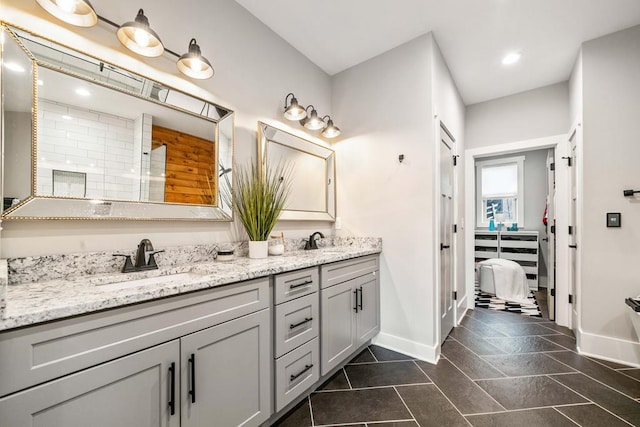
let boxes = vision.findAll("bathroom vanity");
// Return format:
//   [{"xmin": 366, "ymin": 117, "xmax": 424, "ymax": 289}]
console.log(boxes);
[{"xmin": 0, "ymin": 243, "xmax": 381, "ymax": 426}]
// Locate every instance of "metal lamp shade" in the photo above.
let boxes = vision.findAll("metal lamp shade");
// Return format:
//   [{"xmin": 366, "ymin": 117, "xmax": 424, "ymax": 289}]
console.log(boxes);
[
  {"xmin": 116, "ymin": 9, "xmax": 164, "ymax": 57},
  {"xmin": 36, "ymin": 0, "xmax": 98, "ymax": 27},
  {"xmin": 177, "ymin": 39, "xmax": 214, "ymax": 79}
]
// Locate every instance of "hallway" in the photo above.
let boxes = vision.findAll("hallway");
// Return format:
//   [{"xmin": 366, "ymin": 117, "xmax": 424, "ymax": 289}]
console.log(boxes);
[{"xmin": 275, "ymin": 308, "xmax": 640, "ymax": 426}]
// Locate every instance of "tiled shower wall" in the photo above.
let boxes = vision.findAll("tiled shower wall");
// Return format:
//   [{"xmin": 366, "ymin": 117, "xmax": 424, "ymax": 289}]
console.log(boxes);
[{"xmin": 36, "ymin": 99, "xmax": 150, "ymax": 201}]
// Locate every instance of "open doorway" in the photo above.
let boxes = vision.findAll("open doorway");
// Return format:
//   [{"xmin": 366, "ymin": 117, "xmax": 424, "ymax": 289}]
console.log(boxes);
[{"xmin": 464, "ymin": 135, "xmax": 572, "ymax": 328}]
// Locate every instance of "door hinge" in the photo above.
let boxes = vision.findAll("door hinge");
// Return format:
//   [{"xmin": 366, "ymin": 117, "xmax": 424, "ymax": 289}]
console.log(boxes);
[
  {"xmin": 453, "ymin": 291, "xmax": 457, "ymax": 301},
  {"xmin": 550, "ymin": 162, "xmax": 555, "ymax": 171},
  {"xmin": 568, "ymin": 294, "xmax": 573, "ymax": 304},
  {"xmin": 568, "ymin": 225, "xmax": 573, "ymax": 235},
  {"xmin": 562, "ymin": 156, "xmax": 572, "ymax": 167},
  {"xmin": 550, "ymin": 288, "xmax": 556, "ymax": 297},
  {"xmin": 453, "ymin": 224, "xmax": 457, "ymax": 233},
  {"xmin": 550, "ymin": 225, "xmax": 555, "ymax": 234},
  {"xmin": 453, "ymin": 155, "xmax": 459, "ymax": 166}
]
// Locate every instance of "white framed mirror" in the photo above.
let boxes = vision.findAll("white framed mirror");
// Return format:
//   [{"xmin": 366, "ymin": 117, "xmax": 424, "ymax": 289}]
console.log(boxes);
[
  {"xmin": 258, "ymin": 122, "xmax": 336, "ymax": 221},
  {"xmin": 0, "ymin": 24, "xmax": 234, "ymax": 221}
]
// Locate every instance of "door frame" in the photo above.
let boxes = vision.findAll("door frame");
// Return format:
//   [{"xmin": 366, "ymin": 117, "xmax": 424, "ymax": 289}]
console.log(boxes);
[
  {"xmin": 438, "ymin": 123, "xmax": 455, "ymax": 343},
  {"xmin": 567, "ymin": 121, "xmax": 583, "ymax": 334},
  {"xmin": 463, "ymin": 134, "xmax": 573, "ymax": 328}
]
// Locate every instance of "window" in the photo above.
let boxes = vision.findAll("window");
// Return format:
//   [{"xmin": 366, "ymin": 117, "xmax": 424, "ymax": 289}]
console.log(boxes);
[{"xmin": 476, "ymin": 156, "xmax": 524, "ymax": 227}]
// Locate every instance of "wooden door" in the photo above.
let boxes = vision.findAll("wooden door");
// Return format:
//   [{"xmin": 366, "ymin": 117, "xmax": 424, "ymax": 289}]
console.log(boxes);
[
  {"xmin": 439, "ymin": 124, "xmax": 455, "ymax": 343},
  {"xmin": 180, "ymin": 309, "xmax": 271, "ymax": 427},
  {"xmin": 0, "ymin": 340, "xmax": 180, "ymax": 427}
]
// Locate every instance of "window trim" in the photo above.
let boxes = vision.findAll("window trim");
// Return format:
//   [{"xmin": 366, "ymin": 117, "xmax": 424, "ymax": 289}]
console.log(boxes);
[{"xmin": 475, "ymin": 156, "xmax": 525, "ymax": 228}]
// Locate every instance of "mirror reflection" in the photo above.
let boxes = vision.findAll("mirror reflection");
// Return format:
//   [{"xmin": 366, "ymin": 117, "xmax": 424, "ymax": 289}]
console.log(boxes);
[
  {"xmin": 0, "ymin": 25, "xmax": 234, "ymax": 220},
  {"xmin": 258, "ymin": 122, "xmax": 335, "ymax": 221}
]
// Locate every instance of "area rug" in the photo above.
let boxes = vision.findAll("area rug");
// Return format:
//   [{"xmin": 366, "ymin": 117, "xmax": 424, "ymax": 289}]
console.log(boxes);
[{"xmin": 474, "ymin": 286, "xmax": 542, "ymax": 318}]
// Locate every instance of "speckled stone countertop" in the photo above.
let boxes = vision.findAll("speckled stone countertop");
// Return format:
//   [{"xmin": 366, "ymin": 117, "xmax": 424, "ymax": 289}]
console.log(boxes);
[{"xmin": 0, "ymin": 239, "xmax": 381, "ymax": 331}]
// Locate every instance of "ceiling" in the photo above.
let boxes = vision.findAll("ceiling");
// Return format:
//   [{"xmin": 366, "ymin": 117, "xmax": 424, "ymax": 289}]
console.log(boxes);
[{"xmin": 234, "ymin": 0, "xmax": 640, "ymax": 105}]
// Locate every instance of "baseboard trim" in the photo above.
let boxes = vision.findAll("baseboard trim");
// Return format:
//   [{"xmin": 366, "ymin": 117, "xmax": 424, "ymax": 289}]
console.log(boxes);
[
  {"xmin": 457, "ymin": 296, "xmax": 469, "ymax": 324},
  {"xmin": 578, "ymin": 330, "xmax": 640, "ymax": 368},
  {"xmin": 372, "ymin": 332, "xmax": 439, "ymax": 364}
]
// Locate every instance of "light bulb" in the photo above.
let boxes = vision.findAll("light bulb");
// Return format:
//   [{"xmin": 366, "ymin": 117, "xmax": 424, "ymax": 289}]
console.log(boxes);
[
  {"xmin": 57, "ymin": 0, "xmax": 78, "ymax": 13},
  {"xmin": 134, "ymin": 29, "xmax": 151, "ymax": 47},
  {"xmin": 190, "ymin": 57, "xmax": 203, "ymax": 71}
]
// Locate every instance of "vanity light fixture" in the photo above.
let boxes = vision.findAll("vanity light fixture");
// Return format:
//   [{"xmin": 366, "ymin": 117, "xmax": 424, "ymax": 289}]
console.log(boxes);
[
  {"xmin": 321, "ymin": 116, "xmax": 341, "ymax": 138},
  {"xmin": 283, "ymin": 93, "xmax": 307, "ymax": 121},
  {"xmin": 35, "ymin": 0, "xmax": 98, "ymax": 27},
  {"xmin": 300, "ymin": 105, "xmax": 325, "ymax": 130},
  {"xmin": 176, "ymin": 39, "xmax": 214, "ymax": 79},
  {"xmin": 116, "ymin": 9, "xmax": 164, "ymax": 57}
]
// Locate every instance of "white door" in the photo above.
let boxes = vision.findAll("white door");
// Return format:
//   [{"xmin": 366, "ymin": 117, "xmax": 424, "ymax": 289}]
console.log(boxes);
[
  {"xmin": 568, "ymin": 131, "xmax": 579, "ymax": 331},
  {"xmin": 439, "ymin": 124, "xmax": 455, "ymax": 343},
  {"xmin": 546, "ymin": 149, "xmax": 556, "ymax": 320}
]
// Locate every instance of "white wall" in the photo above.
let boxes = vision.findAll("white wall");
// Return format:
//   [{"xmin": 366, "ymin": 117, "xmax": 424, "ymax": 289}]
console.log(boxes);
[
  {"xmin": 332, "ymin": 34, "xmax": 465, "ymax": 361},
  {"xmin": 569, "ymin": 51, "xmax": 583, "ymax": 126},
  {"xmin": 578, "ymin": 25, "xmax": 640, "ymax": 363},
  {"xmin": 475, "ymin": 149, "xmax": 551, "ymax": 286},
  {"xmin": 1, "ymin": 0, "xmax": 333, "ymax": 257},
  {"xmin": 465, "ymin": 82, "xmax": 569, "ymax": 149}
]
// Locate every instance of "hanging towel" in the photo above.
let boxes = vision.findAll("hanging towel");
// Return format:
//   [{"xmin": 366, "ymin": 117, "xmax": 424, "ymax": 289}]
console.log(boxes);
[{"xmin": 478, "ymin": 258, "xmax": 530, "ymax": 305}]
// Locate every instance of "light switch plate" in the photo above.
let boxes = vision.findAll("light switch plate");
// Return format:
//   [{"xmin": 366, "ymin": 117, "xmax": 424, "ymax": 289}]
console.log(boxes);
[{"xmin": 607, "ymin": 212, "xmax": 621, "ymax": 227}]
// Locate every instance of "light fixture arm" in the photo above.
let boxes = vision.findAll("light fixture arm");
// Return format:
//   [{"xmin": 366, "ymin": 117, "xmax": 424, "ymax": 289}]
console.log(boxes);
[{"xmin": 284, "ymin": 93, "xmax": 296, "ymax": 107}]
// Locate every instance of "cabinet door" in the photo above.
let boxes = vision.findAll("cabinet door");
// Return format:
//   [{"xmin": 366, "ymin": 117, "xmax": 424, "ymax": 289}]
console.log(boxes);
[
  {"xmin": 320, "ymin": 280, "xmax": 357, "ymax": 376},
  {"xmin": 180, "ymin": 309, "xmax": 271, "ymax": 427},
  {"xmin": 0, "ymin": 340, "xmax": 180, "ymax": 427},
  {"xmin": 356, "ymin": 272, "xmax": 380, "ymax": 346}
]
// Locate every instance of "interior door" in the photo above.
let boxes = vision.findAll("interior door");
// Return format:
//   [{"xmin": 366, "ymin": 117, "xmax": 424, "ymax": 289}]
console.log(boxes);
[
  {"xmin": 439, "ymin": 124, "xmax": 455, "ymax": 343},
  {"xmin": 546, "ymin": 149, "xmax": 556, "ymax": 320},
  {"xmin": 568, "ymin": 131, "xmax": 579, "ymax": 331}
]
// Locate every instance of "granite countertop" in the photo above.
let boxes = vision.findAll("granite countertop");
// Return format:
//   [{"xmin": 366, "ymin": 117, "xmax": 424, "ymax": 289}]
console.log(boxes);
[{"xmin": 0, "ymin": 245, "xmax": 381, "ymax": 331}]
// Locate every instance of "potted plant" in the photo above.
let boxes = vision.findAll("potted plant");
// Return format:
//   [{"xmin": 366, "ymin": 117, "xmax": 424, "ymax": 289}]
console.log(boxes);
[{"xmin": 222, "ymin": 161, "xmax": 291, "ymax": 259}]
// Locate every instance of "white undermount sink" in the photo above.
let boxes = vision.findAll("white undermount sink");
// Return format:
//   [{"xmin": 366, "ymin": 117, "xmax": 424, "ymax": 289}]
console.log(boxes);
[{"xmin": 94, "ymin": 271, "xmax": 207, "ymax": 290}]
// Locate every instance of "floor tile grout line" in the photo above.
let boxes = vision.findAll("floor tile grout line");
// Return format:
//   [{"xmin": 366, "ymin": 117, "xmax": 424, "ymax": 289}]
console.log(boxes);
[
  {"xmin": 616, "ymin": 367, "xmax": 640, "ymax": 371},
  {"xmin": 551, "ymin": 407, "xmax": 583, "ymax": 426},
  {"xmin": 342, "ymin": 367, "xmax": 353, "ymax": 390},
  {"xmin": 308, "ymin": 394, "xmax": 315, "ymax": 427},
  {"xmin": 392, "ymin": 386, "xmax": 422, "ymax": 427},
  {"xmin": 446, "ymin": 336, "xmax": 511, "ymax": 378},
  {"xmin": 585, "ymin": 357, "xmax": 640, "ymax": 376},
  {"xmin": 545, "ymin": 375, "xmax": 637, "ymax": 426},
  {"xmin": 413, "ymin": 357, "xmax": 508, "ymax": 412},
  {"xmin": 618, "ymin": 370, "xmax": 640, "ymax": 383},
  {"xmin": 367, "ymin": 346, "xmax": 379, "ymax": 362},
  {"xmin": 538, "ymin": 335, "xmax": 578, "ymax": 352},
  {"xmin": 349, "ymin": 359, "xmax": 417, "ymax": 365},
  {"xmin": 312, "ymin": 382, "xmax": 434, "ymax": 393},
  {"xmin": 543, "ymin": 352, "xmax": 640, "ymax": 401}
]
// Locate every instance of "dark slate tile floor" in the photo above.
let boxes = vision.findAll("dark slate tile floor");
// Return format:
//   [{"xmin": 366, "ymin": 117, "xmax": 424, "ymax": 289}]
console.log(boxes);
[{"xmin": 274, "ymin": 308, "xmax": 640, "ymax": 426}]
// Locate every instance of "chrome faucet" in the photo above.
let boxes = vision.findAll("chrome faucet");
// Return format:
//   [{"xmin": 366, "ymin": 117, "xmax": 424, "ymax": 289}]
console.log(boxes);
[
  {"xmin": 113, "ymin": 239, "xmax": 164, "ymax": 273},
  {"xmin": 304, "ymin": 232, "xmax": 325, "ymax": 250}
]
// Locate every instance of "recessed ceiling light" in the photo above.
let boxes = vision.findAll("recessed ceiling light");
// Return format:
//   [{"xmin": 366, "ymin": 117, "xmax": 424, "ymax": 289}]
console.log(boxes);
[
  {"xmin": 5, "ymin": 62, "xmax": 26, "ymax": 73},
  {"xmin": 75, "ymin": 88, "xmax": 91, "ymax": 96},
  {"xmin": 502, "ymin": 52, "xmax": 521, "ymax": 65}
]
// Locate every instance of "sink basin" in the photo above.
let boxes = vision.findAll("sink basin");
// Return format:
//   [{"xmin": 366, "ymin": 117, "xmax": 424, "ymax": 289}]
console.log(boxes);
[{"xmin": 95, "ymin": 271, "xmax": 207, "ymax": 290}]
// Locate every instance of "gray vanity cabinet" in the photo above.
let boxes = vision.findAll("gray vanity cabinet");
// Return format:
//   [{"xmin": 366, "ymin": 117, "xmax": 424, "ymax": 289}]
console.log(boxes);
[
  {"xmin": 0, "ymin": 340, "xmax": 181, "ymax": 427},
  {"xmin": 320, "ymin": 255, "xmax": 380, "ymax": 376},
  {"xmin": 180, "ymin": 309, "xmax": 271, "ymax": 427}
]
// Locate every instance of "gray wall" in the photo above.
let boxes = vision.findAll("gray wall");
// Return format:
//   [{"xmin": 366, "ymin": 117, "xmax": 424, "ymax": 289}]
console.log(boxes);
[
  {"xmin": 475, "ymin": 149, "xmax": 551, "ymax": 286},
  {"xmin": 465, "ymin": 82, "xmax": 569, "ymax": 149},
  {"xmin": 580, "ymin": 25, "xmax": 640, "ymax": 343}
]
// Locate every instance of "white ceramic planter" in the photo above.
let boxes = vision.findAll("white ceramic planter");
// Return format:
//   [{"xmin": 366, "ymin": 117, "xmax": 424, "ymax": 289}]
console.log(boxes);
[{"xmin": 248, "ymin": 240, "xmax": 268, "ymax": 259}]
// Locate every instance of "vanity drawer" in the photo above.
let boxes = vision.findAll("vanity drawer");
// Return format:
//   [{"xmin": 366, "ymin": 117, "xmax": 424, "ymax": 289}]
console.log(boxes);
[
  {"xmin": 320, "ymin": 255, "xmax": 379, "ymax": 289},
  {"xmin": 275, "ymin": 337, "xmax": 319, "ymax": 412},
  {"xmin": 275, "ymin": 292, "xmax": 319, "ymax": 358},
  {"xmin": 0, "ymin": 278, "xmax": 269, "ymax": 398},
  {"xmin": 274, "ymin": 267, "xmax": 319, "ymax": 304}
]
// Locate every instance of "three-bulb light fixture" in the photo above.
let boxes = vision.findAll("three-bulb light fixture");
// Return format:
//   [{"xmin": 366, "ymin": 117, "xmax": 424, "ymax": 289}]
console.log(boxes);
[
  {"xmin": 283, "ymin": 93, "xmax": 341, "ymax": 139},
  {"xmin": 34, "ymin": 0, "xmax": 214, "ymax": 79}
]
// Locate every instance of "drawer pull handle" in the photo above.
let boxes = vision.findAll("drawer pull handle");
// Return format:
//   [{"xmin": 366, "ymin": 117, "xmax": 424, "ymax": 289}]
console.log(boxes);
[
  {"xmin": 289, "ymin": 317, "xmax": 313, "ymax": 329},
  {"xmin": 290, "ymin": 280, "xmax": 313, "ymax": 290},
  {"xmin": 189, "ymin": 353, "xmax": 196, "ymax": 403},
  {"xmin": 290, "ymin": 364, "xmax": 314, "ymax": 382},
  {"xmin": 168, "ymin": 362, "xmax": 176, "ymax": 416}
]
